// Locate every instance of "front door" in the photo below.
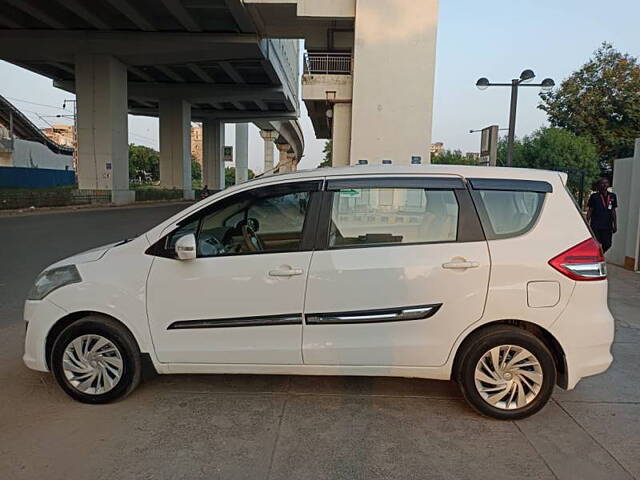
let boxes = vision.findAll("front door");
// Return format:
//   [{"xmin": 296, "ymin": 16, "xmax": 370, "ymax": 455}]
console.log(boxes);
[
  {"xmin": 302, "ymin": 176, "xmax": 490, "ymax": 367},
  {"xmin": 147, "ymin": 180, "xmax": 322, "ymax": 364}
]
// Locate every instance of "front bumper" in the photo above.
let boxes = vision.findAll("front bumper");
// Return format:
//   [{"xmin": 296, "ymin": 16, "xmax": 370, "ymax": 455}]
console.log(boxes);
[{"xmin": 23, "ymin": 299, "xmax": 68, "ymax": 372}]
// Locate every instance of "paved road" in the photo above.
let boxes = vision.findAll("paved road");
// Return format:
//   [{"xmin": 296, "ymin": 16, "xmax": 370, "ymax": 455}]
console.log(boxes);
[{"xmin": 0, "ymin": 206, "xmax": 639, "ymax": 480}]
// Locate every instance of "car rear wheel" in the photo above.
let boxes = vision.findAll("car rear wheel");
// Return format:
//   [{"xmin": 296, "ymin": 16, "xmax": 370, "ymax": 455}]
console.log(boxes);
[
  {"xmin": 50, "ymin": 315, "xmax": 142, "ymax": 404},
  {"xmin": 456, "ymin": 326, "xmax": 556, "ymax": 420}
]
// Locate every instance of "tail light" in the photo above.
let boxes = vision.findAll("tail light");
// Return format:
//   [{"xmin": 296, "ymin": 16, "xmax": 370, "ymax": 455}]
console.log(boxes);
[{"xmin": 548, "ymin": 238, "xmax": 607, "ymax": 281}]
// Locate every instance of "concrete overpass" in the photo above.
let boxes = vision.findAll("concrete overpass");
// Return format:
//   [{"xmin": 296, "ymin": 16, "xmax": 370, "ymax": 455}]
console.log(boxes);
[
  {"xmin": 0, "ymin": 0, "xmax": 439, "ymax": 202},
  {"xmin": 0, "ymin": 0, "xmax": 305, "ymax": 202}
]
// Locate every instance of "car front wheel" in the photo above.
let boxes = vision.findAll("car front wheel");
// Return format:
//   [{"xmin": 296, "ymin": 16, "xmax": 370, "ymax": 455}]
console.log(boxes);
[
  {"xmin": 50, "ymin": 315, "xmax": 142, "ymax": 404},
  {"xmin": 456, "ymin": 326, "xmax": 556, "ymax": 420}
]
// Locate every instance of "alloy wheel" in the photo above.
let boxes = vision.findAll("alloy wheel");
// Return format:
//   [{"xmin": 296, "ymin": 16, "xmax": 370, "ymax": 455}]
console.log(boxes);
[
  {"xmin": 62, "ymin": 334, "xmax": 124, "ymax": 395},
  {"xmin": 473, "ymin": 345, "xmax": 543, "ymax": 410}
]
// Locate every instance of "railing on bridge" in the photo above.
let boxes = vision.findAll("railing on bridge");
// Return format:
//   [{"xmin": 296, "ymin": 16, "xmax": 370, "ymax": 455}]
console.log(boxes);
[
  {"xmin": 266, "ymin": 38, "xmax": 300, "ymax": 103},
  {"xmin": 304, "ymin": 52, "xmax": 353, "ymax": 75}
]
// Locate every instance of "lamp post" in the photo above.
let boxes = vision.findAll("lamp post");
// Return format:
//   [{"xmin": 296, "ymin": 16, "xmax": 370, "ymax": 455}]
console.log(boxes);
[
  {"xmin": 62, "ymin": 99, "xmax": 78, "ymax": 174},
  {"xmin": 476, "ymin": 70, "xmax": 555, "ymax": 166}
]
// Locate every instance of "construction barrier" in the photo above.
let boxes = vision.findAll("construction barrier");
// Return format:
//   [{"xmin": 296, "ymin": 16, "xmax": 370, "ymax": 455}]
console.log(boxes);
[{"xmin": 0, "ymin": 166, "xmax": 75, "ymax": 188}]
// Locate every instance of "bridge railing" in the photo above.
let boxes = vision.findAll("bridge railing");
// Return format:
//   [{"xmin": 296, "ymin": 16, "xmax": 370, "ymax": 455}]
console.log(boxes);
[
  {"xmin": 264, "ymin": 38, "xmax": 301, "ymax": 107},
  {"xmin": 304, "ymin": 52, "xmax": 353, "ymax": 75}
]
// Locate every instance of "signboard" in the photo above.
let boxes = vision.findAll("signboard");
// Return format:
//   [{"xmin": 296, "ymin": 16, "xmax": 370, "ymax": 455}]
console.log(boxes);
[
  {"xmin": 224, "ymin": 146, "xmax": 233, "ymax": 163},
  {"xmin": 480, "ymin": 125, "xmax": 499, "ymax": 166},
  {"xmin": 480, "ymin": 129, "xmax": 491, "ymax": 157}
]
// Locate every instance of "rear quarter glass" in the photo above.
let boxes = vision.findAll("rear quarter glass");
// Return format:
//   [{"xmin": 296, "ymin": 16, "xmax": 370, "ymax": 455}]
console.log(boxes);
[{"xmin": 471, "ymin": 190, "xmax": 545, "ymax": 241}]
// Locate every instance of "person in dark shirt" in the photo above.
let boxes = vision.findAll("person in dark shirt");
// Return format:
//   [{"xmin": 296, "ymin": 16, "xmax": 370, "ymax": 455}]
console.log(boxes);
[{"xmin": 587, "ymin": 178, "xmax": 618, "ymax": 253}]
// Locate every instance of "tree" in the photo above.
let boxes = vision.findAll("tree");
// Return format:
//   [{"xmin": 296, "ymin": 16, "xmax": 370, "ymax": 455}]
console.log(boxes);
[
  {"xmin": 129, "ymin": 144, "xmax": 160, "ymax": 182},
  {"xmin": 224, "ymin": 167, "xmax": 256, "ymax": 188},
  {"xmin": 496, "ymin": 127, "xmax": 599, "ymax": 202},
  {"xmin": 539, "ymin": 43, "xmax": 640, "ymax": 166},
  {"xmin": 431, "ymin": 150, "xmax": 479, "ymax": 166},
  {"xmin": 191, "ymin": 157, "xmax": 202, "ymax": 184},
  {"xmin": 318, "ymin": 140, "xmax": 332, "ymax": 168}
]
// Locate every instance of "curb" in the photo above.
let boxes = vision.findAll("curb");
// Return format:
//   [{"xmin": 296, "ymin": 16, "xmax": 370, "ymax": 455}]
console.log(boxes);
[{"xmin": 0, "ymin": 200, "xmax": 194, "ymax": 218}]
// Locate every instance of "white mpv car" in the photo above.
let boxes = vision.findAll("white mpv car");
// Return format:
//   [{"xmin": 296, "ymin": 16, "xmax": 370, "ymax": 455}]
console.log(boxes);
[{"xmin": 24, "ymin": 166, "xmax": 614, "ymax": 419}]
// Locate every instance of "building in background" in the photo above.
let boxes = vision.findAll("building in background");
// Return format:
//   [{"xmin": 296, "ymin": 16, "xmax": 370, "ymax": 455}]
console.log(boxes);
[
  {"xmin": 191, "ymin": 125, "xmax": 203, "ymax": 165},
  {"xmin": 0, "ymin": 95, "xmax": 74, "ymax": 187},
  {"xmin": 41, "ymin": 124, "xmax": 74, "ymax": 149},
  {"xmin": 0, "ymin": 95, "xmax": 73, "ymax": 170}
]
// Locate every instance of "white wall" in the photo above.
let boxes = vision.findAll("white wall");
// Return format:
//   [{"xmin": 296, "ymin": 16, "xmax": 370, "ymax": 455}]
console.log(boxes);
[
  {"xmin": 11, "ymin": 138, "xmax": 73, "ymax": 170},
  {"xmin": 609, "ymin": 139, "xmax": 640, "ymax": 270}
]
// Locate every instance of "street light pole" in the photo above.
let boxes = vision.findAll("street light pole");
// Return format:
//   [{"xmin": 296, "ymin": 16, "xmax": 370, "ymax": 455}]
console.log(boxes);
[
  {"xmin": 507, "ymin": 79, "xmax": 519, "ymax": 167},
  {"xmin": 476, "ymin": 71, "xmax": 555, "ymax": 167}
]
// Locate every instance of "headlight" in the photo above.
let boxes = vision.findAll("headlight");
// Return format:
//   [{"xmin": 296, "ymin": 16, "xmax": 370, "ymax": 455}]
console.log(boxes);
[{"xmin": 28, "ymin": 265, "xmax": 81, "ymax": 301}]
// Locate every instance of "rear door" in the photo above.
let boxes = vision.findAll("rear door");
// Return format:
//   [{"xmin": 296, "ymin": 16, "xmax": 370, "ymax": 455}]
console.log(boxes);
[{"xmin": 302, "ymin": 176, "xmax": 491, "ymax": 367}]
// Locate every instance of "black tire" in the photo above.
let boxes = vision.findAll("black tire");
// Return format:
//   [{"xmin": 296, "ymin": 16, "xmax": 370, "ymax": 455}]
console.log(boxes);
[
  {"xmin": 456, "ymin": 326, "xmax": 556, "ymax": 420},
  {"xmin": 50, "ymin": 315, "xmax": 142, "ymax": 404}
]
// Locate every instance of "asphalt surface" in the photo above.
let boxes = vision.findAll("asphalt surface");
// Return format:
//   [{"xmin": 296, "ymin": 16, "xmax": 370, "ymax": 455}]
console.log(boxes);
[{"xmin": 0, "ymin": 205, "xmax": 639, "ymax": 480}]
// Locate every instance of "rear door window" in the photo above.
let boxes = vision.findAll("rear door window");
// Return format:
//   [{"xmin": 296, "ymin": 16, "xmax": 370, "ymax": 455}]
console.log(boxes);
[{"xmin": 329, "ymin": 188, "xmax": 460, "ymax": 248}]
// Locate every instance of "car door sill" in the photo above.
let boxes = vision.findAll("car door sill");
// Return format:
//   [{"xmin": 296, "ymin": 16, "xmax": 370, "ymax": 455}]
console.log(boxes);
[{"xmin": 157, "ymin": 362, "xmax": 451, "ymax": 380}]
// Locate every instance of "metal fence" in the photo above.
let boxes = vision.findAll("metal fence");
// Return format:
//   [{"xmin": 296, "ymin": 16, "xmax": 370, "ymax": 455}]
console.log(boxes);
[{"xmin": 304, "ymin": 52, "xmax": 353, "ymax": 75}]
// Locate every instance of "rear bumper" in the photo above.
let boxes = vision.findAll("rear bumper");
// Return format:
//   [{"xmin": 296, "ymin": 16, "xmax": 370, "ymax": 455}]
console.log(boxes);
[
  {"xmin": 550, "ymin": 281, "xmax": 614, "ymax": 389},
  {"xmin": 23, "ymin": 299, "xmax": 67, "ymax": 372}
]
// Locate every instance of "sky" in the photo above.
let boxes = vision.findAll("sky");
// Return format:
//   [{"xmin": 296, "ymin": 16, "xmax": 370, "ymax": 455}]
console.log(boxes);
[{"xmin": 1, "ymin": 0, "xmax": 639, "ymax": 172}]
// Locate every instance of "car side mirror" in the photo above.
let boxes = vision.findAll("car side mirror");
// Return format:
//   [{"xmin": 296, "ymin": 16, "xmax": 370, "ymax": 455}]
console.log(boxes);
[{"xmin": 175, "ymin": 234, "xmax": 197, "ymax": 261}]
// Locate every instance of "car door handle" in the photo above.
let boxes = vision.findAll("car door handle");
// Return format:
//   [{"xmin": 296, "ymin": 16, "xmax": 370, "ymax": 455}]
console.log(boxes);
[
  {"xmin": 269, "ymin": 267, "xmax": 304, "ymax": 277},
  {"xmin": 442, "ymin": 261, "xmax": 480, "ymax": 270}
]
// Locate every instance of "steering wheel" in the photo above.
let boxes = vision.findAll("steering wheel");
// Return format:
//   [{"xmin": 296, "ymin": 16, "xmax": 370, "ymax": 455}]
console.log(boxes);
[
  {"xmin": 242, "ymin": 225, "xmax": 265, "ymax": 252},
  {"xmin": 199, "ymin": 235, "xmax": 225, "ymax": 257}
]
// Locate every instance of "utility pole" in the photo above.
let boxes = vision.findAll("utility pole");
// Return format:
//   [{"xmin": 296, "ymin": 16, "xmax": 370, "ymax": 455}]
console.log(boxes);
[
  {"xmin": 507, "ymin": 79, "xmax": 519, "ymax": 167},
  {"xmin": 476, "ymin": 71, "xmax": 555, "ymax": 166},
  {"xmin": 63, "ymin": 99, "xmax": 78, "ymax": 175}
]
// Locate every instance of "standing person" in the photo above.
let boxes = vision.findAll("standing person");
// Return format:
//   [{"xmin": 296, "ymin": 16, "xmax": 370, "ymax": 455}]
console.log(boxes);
[
  {"xmin": 587, "ymin": 178, "xmax": 618, "ymax": 253},
  {"xmin": 200, "ymin": 185, "xmax": 210, "ymax": 201}
]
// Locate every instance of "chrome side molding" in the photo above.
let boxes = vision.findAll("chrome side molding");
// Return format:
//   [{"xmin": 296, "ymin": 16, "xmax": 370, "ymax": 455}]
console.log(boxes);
[{"xmin": 306, "ymin": 304, "xmax": 442, "ymax": 325}]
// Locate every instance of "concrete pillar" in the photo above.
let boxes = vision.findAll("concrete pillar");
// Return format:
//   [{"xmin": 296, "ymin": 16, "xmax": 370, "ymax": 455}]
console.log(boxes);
[
  {"xmin": 276, "ymin": 144, "xmax": 290, "ymax": 173},
  {"xmin": 350, "ymin": 0, "xmax": 438, "ymax": 165},
  {"xmin": 286, "ymin": 152, "xmax": 297, "ymax": 173},
  {"xmin": 260, "ymin": 130, "xmax": 278, "ymax": 174},
  {"xmin": 75, "ymin": 54, "xmax": 133, "ymax": 204},
  {"xmin": 159, "ymin": 99, "xmax": 194, "ymax": 200},
  {"xmin": 202, "ymin": 120, "xmax": 225, "ymax": 190},
  {"xmin": 332, "ymin": 103, "xmax": 352, "ymax": 167},
  {"xmin": 235, "ymin": 123, "xmax": 249, "ymax": 184}
]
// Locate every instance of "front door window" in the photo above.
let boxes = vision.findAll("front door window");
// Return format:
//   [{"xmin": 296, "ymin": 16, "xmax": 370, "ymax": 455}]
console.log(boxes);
[{"xmin": 163, "ymin": 189, "xmax": 313, "ymax": 258}]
